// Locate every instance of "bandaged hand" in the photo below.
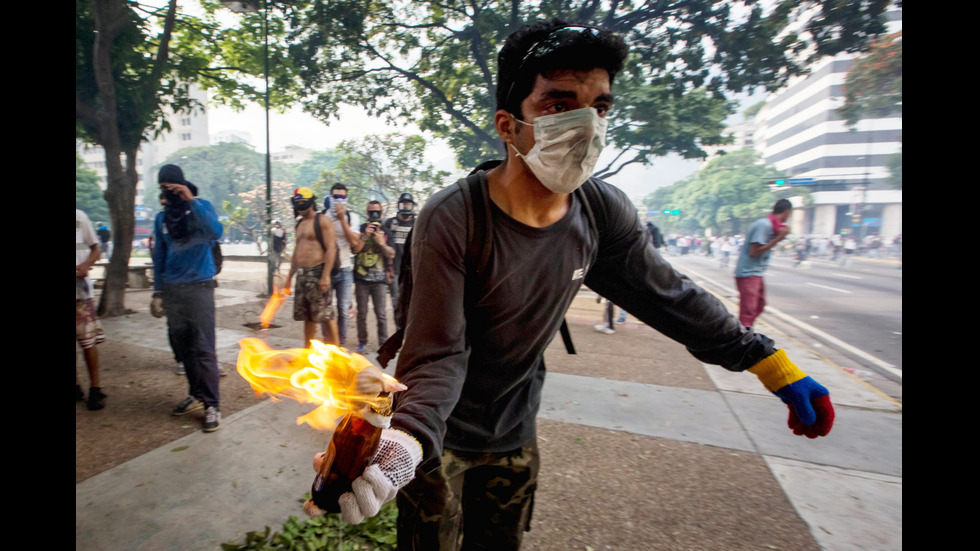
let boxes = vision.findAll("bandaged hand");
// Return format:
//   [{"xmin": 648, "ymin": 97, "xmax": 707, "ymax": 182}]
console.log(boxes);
[
  {"xmin": 748, "ymin": 349, "xmax": 835, "ymax": 438},
  {"xmin": 150, "ymin": 292, "xmax": 166, "ymax": 318},
  {"xmin": 354, "ymin": 364, "xmax": 408, "ymax": 396},
  {"xmin": 334, "ymin": 428, "xmax": 423, "ymax": 524}
]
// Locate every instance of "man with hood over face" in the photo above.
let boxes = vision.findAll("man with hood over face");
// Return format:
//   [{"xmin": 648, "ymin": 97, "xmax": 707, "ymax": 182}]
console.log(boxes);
[{"xmin": 151, "ymin": 164, "xmax": 224, "ymax": 432}]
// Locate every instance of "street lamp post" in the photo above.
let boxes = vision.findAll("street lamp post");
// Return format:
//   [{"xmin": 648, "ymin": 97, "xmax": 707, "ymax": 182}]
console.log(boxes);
[{"xmin": 221, "ymin": 0, "xmax": 274, "ymax": 296}]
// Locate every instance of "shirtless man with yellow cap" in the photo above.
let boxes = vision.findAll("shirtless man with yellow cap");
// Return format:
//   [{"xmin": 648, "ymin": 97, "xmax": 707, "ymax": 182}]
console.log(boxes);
[{"xmin": 284, "ymin": 187, "xmax": 340, "ymax": 347}]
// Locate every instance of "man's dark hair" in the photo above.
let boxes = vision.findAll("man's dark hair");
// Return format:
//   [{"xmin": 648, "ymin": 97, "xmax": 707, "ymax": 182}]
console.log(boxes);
[
  {"xmin": 331, "ymin": 183, "xmax": 347, "ymax": 192},
  {"xmin": 773, "ymin": 199, "xmax": 793, "ymax": 214},
  {"xmin": 367, "ymin": 200, "xmax": 383, "ymax": 208},
  {"xmin": 496, "ymin": 19, "xmax": 629, "ymax": 119}
]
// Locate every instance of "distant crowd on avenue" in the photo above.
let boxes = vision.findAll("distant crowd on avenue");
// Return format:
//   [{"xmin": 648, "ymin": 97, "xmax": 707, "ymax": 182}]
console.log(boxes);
[{"xmin": 662, "ymin": 231, "xmax": 902, "ymax": 264}]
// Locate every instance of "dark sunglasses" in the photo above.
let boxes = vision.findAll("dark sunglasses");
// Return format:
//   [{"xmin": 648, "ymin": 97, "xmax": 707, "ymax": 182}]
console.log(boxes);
[{"xmin": 504, "ymin": 25, "xmax": 602, "ymax": 108}]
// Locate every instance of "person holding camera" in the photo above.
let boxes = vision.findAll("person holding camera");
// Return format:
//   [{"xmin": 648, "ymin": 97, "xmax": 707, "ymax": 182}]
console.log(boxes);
[{"xmin": 354, "ymin": 200, "xmax": 395, "ymax": 354}]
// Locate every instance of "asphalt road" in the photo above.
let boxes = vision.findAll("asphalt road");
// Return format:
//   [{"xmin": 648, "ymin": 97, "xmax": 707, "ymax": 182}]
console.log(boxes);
[
  {"xmin": 663, "ymin": 251, "xmax": 902, "ymax": 402},
  {"xmin": 221, "ymin": 242, "xmax": 903, "ymax": 402}
]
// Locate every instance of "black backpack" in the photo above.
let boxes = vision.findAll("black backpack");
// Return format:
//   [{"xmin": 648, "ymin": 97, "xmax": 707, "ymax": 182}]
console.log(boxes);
[
  {"xmin": 212, "ymin": 242, "xmax": 223, "ymax": 275},
  {"xmin": 377, "ymin": 162, "xmax": 607, "ymax": 368}
]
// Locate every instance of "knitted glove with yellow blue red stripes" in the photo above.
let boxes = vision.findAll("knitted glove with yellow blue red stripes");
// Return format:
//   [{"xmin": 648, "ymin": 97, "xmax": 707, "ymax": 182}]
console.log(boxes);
[{"xmin": 748, "ymin": 349, "xmax": 835, "ymax": 438}]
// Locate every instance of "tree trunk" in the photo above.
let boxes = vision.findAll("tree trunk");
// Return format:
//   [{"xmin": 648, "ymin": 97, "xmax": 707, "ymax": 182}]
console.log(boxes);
[
  {"xmin": 101, "ymin": 149, "xmax": 139, "ymax": 317},
  {"xmin": 91, "ymin": 0, "xmax": 136, "ymax": 317}
]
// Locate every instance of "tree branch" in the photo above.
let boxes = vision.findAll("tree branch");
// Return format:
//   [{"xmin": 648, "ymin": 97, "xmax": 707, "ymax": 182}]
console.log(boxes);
[
  {"xmin": 144, "ymin": 0, "xmax": 178, "ymax": 106},
  {"xmin": 360, "ymin": 37, "xmax": 497, "ymax": 146}
]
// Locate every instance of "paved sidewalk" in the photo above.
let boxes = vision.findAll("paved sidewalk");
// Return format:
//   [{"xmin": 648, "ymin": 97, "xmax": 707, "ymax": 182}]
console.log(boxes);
[{"xmin": 76, "ymin": 260, "xmax": 901, "ymax": 550}]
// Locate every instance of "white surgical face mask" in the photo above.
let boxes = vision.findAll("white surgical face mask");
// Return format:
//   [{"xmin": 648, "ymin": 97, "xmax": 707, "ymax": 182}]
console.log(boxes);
[{"xmin": 510, "ymin": 107, "xmax": 607, "ymax": 194}]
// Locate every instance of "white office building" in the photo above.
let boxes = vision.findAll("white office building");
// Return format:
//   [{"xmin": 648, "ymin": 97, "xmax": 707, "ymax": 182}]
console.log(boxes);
[{"xmin": 753, "ymin": 6, "xmax": 902, "ymax": 239}]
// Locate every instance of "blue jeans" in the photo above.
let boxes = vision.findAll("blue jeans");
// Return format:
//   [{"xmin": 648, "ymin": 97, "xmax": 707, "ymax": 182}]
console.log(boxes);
[
  {"xmin": 164, "ymin": 281, "xmax": 219, "ymax": 408},
  {"xmin": 331, "ymin": 268, "xmax": 354, "ymax": 346}
]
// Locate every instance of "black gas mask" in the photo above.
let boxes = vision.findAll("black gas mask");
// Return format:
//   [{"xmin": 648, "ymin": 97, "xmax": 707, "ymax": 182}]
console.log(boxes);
[
  {"xmin": 291, "ymin": 188, "xmax": 318, "ymax": 217},
  {"xmin": 397, "ymin": 193, "xmax": 416, "ymax": 219}
]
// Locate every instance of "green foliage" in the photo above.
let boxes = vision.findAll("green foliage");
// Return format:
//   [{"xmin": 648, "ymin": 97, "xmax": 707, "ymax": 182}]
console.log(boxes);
[
  {"xmin": 317, "ymin": 133, "xmax": 451, "ymax": 213},
  {"xmin": 221, "ymin": 500, "xmax": 398, "ymax": 551},
  {"xmin": 76, "ymin": 153, "xmax": 109, "ymax": 224},
  {"xmin": 142, "ymin": 143, "xmax": 341, "ymax": 246},
  {"xmin": 143, "ymin": 143, "xmax": 273, "ymax": 212},
  {"xmin": 292, "ymin": 150, "xmax": 345, "ymax": 189},
  {"xmin": 194, "ymin": 0, "xmax": 307, "ymax": 112},
  {"xmin": 286, "ymin": 0, "xmax": 892, "ymax": 174},
  {"xmin": 643, "ymin": 148, "xmax": 798, "ymax": 234}
]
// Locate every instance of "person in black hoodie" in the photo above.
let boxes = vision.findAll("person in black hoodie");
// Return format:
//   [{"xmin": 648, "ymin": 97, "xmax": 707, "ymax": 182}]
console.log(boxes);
[{"xmin": 151, "ymin": 164, "xmax": 224, "ymax": 432}]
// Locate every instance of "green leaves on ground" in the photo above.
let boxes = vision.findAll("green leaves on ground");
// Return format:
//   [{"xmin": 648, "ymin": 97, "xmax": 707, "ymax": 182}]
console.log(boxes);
[{"xmin": 222, "ymin": 499, "xmax": 398, "ymax": 551}]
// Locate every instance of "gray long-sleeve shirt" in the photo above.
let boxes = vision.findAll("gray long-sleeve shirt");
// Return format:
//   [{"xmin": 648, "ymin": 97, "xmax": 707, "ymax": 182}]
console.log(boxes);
[{"xmin": 390, "ymin": 172, "xmax": 774, "ymax": 466}]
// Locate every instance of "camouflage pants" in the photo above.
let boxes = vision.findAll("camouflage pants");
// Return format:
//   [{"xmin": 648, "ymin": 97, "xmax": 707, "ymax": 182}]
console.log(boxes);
[{"xmin": 396, "ymin": 439, "xmax": 540, "ymax": 551}]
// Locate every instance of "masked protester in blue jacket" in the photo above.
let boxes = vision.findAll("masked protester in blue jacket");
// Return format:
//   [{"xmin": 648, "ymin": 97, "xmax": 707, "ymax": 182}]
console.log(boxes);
[{"xmin": 151, "ymin": 164, "xmax": 224, "ymax": 433}]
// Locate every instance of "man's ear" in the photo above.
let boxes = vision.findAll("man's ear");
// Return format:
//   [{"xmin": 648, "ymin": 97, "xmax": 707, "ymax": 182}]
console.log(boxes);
[{"xmin": 494, "ymin": 109, "xmax": 518, "ymax": 146}]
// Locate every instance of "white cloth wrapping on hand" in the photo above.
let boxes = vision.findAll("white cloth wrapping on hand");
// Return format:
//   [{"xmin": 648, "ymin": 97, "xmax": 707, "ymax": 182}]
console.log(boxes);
[{"xmin": 338, "ymin": 428, "xmax": 423, "ymax": 524}]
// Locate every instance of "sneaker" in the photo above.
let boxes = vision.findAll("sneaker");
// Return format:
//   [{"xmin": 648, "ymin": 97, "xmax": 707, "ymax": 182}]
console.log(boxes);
[
  {"xmin": 76, "ymin": 385, "xmax": 85, "ymax": 402},
  {"xmin": 173, "ymin": 396, "xmax": 204, "ymax": 416},
  {"xmin": 87, "ymin": 387, "xmax": 107, "ymax": 411},
  {"xmin": 593, "ymin": 324, "xmax": 615, "ymax": 335},
  {"xmin": 615, "ymin": 314, "xmax": 628, "ymax": 324},
  {"xmin": 174, "ymin": 362, "xmax": 185, "ymax": 375},
  {"xmin": 356, "ymin": 344, "xmax": 366, "ymax": 353},
  {"xmin": 219, "ymin": 365, "xmax": 228, "ymax": 377},
  {"xmin": 203, "ymin": 406, "xmax": 221, "ymax": 432}
]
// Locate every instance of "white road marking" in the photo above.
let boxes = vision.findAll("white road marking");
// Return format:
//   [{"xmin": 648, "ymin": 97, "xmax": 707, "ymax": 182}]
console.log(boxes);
[{"xmin": 806, "ymin": 282, "xmax": 852, "ymax": 294}]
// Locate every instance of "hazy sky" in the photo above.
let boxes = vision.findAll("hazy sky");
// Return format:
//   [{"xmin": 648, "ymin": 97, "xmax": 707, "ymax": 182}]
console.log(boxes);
[{"xmin": 205, "ymin": 98, "xmax": 766, "ymax": 203}]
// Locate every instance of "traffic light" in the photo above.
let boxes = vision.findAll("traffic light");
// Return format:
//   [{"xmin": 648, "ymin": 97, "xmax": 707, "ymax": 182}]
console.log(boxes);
[
  {"xmin": 662, "ymin": 209, "xmax": 680, "ymax": 215},
  {"xmin": 768, "ymin": 179, "xmax": 787, "ymax": 186}
]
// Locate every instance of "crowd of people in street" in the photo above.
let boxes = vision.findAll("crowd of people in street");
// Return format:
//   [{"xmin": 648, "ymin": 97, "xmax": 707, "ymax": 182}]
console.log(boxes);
[
  {"xmin": 280, "ymin": 185, "xmax": 417, "ymax": 356},
  {"xmin": 662, "ymin": 230, "xmax": 902, "ymax": 266},
  {"xmin": 595, "ymin": 206, "xmax": 901, "ymax": 336}
]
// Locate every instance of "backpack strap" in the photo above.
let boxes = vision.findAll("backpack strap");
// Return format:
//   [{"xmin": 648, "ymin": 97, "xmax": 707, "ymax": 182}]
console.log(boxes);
[
  {"xmin": 313, "ymin": 212, "xmax": 326, "ymax": 251},
  {"xmin": 575, "ymin": 178, "xmax": 608, "ymax": 247},
  {"xmin": 297, "ymin": 213, "xmax": 327, "ymax": 252},
  {"xmin": 558, "ymin": 179, "xmax": 608, "ymax": 355},
  {"xmin": 457, "ymin": 171, "xmax": 493, "ymax": 276}
]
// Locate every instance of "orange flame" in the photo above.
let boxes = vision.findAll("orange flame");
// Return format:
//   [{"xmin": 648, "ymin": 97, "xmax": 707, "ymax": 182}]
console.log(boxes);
[
  {"xmin": 259, "ymin": 288, "xmax": 290, "ymax": 328},
  {"xmin": 236, "ymin": 338, "xmax": 399, "ymax": 431}
]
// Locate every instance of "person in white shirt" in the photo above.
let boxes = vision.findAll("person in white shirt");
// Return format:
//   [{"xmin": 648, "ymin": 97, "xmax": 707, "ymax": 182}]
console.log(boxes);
[{"xmin": 76, "ymin": 209, "xmax": 106, "ymax": 410}]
